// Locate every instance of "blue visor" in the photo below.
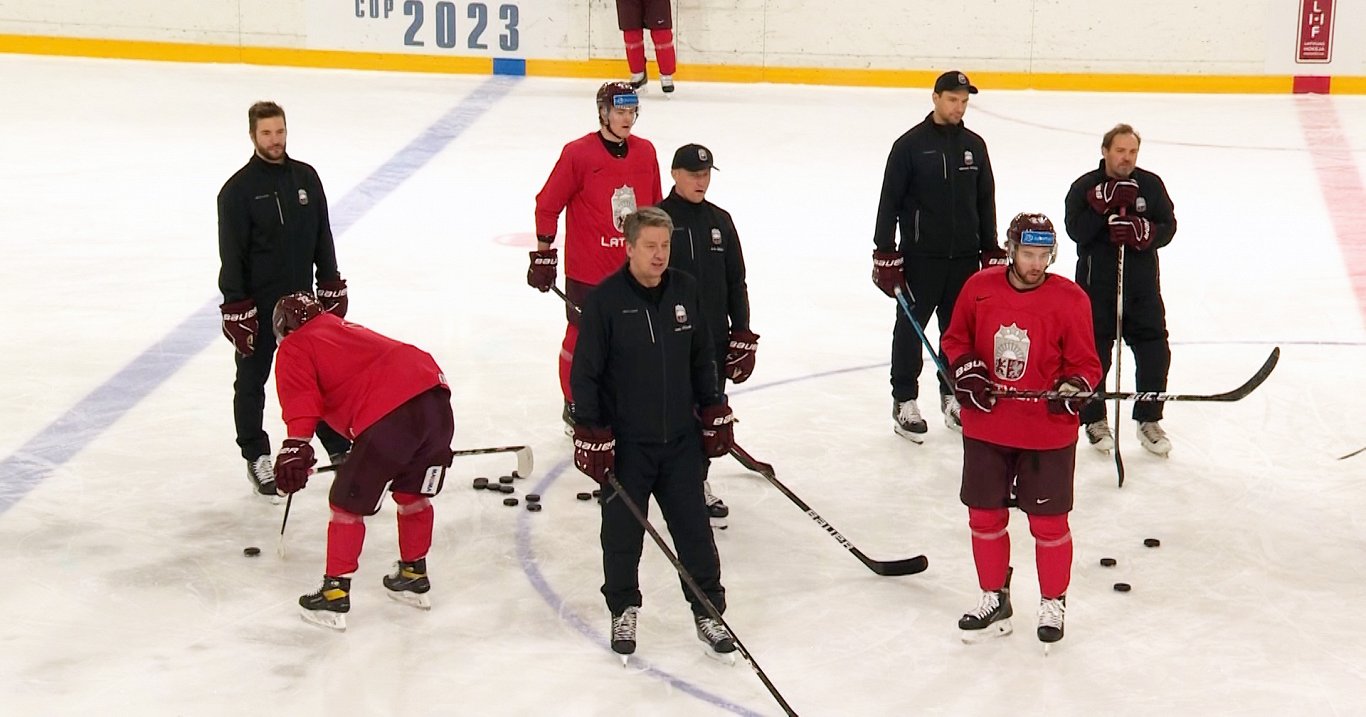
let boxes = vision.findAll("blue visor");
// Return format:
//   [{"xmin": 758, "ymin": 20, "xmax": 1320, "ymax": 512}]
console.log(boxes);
[
  {"xmin": 1020, "ymin": 230, "xmax": 1055, "ymax": 247},
  {"xmin": 612, "ymin": 94, "xmax": 640, "ymax": 109}
]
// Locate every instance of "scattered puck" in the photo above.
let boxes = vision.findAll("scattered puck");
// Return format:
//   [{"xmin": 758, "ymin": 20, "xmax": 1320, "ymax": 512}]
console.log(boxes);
[
  {"xmin": 472, "ymin": 477, "xmax": 489, "ymax": 490},
  {"xmin": 243, "ymin": 546, "xmax": 261, "ymax": 557},
  {"xmin": 1099, "ymin": 557, "xmax": 1117, "ymax": 567},
  {"xmin": 511, "ymin": 471, "xmax": 522, "ymax": 479},
  {"xmin": 498, "ymin": 484, "xmax": 515, "ymax": 494},
  {"xmin": 526, "ymin": 494, "xmax": 541, "ymax": 503},
  {"xmin": 576, "ymin": 492, "xmax": 592, "ymax": 501},
  {"xmin": 1144, "ymin": 538, "xmax": 1161, "ymax": 548},
  {"xmin": 526, "ymin": 502, "xmax": 542, "ymax": 512},
  {"xmin": 1113, "ymin": 582, "xmax": 1132, "ymax": 592},
  {"xmin": 503, "ymin": 497, "xmax": 519, "ymax": 507},
  {"xmin": 499, "ymin": 475, "xmax": 515, "ymax": 484},
  {"xmin": 592, "ymin": 489, "xmax": 602, "ymax": 498}
]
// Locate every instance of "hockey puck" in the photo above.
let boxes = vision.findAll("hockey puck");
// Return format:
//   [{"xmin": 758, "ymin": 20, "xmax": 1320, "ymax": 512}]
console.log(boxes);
[
  {"xmin": 526, "ymin": 502, "xmax": 542, "ymax": 512},
  {"xmin": 472, "ymin": 477, "xmax": 489, "ymax": 490},
  {"xmin": 511, "ymin": 471, "xmax": 522, "ymax": 479},
  {"xmin": 243, "ymin": 546, "xmax": 261, "ymax": 557},
  {"xmin": 576, "ymin": 492, "xmax": 592, "ymax": 501},
  {"xmin": 526, "ymin": 494, "xmax": 541, "ymax": 503},
  {"xmin": 1113, "ymin": 582, "xmax": 1132, "ymax": 592},
  {"xmin": 592, "ymin": 489, "xmax": 602, "ymax": 498},
  {"xmin": 499, "ymin": 475, "xmax": 515, "ymax": 484},
  {"xmin": 1100, "ymin": 557, "xmax": 1117, "ymax": 567},
  {"xmin": 498, "ymin": 484, "xmax": 515, "ymax": 494},
  {"xmin": 503, "ymin": 497, "xmax": 519, "ymax": 507},
  {"xmin": 1144, "ymin": 538, "xmax": 1161, "ymax": 548}
]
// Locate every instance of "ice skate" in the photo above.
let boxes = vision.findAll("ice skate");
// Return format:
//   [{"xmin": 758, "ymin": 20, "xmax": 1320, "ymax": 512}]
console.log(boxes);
[
  {"xmin": 299, "ymin": 575, "xmax": 350, "ymax": 631},
  {"xmin": 1084, "ymin": 420, "xmax": 1114, "ymax": 454},
  {"xmin": 695, "ymin": 615, "xmax": 737, "ymax": 665},
  {"xmin": 1038, "ymin": 596, "xmax": 1066, "ymax": 655},
  {"xmin": 383, "ymin": 558, "xmax": 431, "ymax": 610},
  {"xmin": 660, "ymin": 75, "xmax": 675, "ymax": 94},
  {"xmin": 893, "ymin": 399, "xmax": 928, "ymax": 443},
  {"xmin": 246, "ymin": 455, "xmax": 282, "ymax": 504},
  {"xmin": 628, "ymin": 71, "xmax": 648, "ymax": 91},
  {"xmin": 959, "ymin": 586, "xmax": 1013, "ymax": 643},
  {"xmin": 942, "ymin": 394, "xmax": 962, "ymax": 433},
  {"xmin": 562, "ymin": 401, "xmax": 575, "ymax": 438},
  {"xmin": 1137, "ymin": 422, "xmax": 1172, "ymax": 457},
  {"xmin": 704, "ymin": 480, "xmax": 729, "ymax": 530},
  {"xmin": 611, "ymin": 606, "xmax": 639, "ymax": 665}
]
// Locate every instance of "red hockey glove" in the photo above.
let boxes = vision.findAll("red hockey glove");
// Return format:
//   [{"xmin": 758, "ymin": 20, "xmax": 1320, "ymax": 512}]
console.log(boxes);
[
  {"xmin": 980, "ymin": 246, "xmax": 1008, "ymax": 270},
  {"xmin": 527, "ymin": 248, "xmax": 558, "ymax": 292},
  {"xmin": 871, "ymin": 250, "xmax": 904, "ymax": 298},
  {"xmin": 572, "ymin": 425, "xmax": 615, "ymax": 484},
  {"xmin": 725, "ymin": 330, "xmax": 760, "ymax": 384},
  {"xmin": 1107, "ymin": 214, "xmax": 1153, "ymax": 250},
  {"xmin": 274, "ymin": 438, "xmax": 316, "ymax": 494},
  {"xmin": 317, "ymin": 278, "xmax": 348, "ymax": 318},
  {"xmin": 951, "ymin": 354, "xmax": 994, "ymax": 413},
  {"xmin": 1087, "ymin": 179, "xmax": 1139, "ymax": 215},
  {"xmin": 219, "ymin": 299, "xmax": 258, "ymax": 357},
  {"xmin": 1048, "ymin": 375, "xmax": 1095, "ymax": 416},
  {"xmin": 699, "ymin": 404, "xmax": 735, "ymax": 458}
]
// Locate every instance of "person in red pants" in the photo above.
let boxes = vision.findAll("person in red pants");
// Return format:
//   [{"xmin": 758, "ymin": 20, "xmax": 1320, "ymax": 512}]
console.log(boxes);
[
  {"xmin": 268, "ymin": 293, "xmax": 454, "ymax": 631},
  {"xmin": 616, "ymin": 0, "xmax": 677, "ymax": 93},
  {"xmin": 941, "ymin": 213, "xmax": 1101, "ymax": 650}
]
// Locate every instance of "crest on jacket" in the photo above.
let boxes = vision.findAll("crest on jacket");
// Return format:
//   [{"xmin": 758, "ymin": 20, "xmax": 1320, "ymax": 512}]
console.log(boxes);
[
  {"xmin": 611, "ymin": 185, "xmax": 638, "ymax": 232},
  {"xmin": 710, "ymin": 228, "xmax": 723, "ymax": 246},
  {"xmin": 993, "ymin": 323, "xmax": 1031, "ymax": 381},
  {"xmin": 963, "ymin": 151, "xmax": 974, "ymax": 167},
  {"xmin": 298, "ymin": 188, "xmax": 309, "ymax": 206}
]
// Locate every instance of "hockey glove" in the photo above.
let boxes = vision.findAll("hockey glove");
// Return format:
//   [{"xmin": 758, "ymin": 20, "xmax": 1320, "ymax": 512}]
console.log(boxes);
[
  {"xmin": 699, "ymin": 403, "xmax": 735, "ymax": 458},
  {"xmin": 1048, "ymin": 375, "xmax": 1095, "ymax": 416},
  {"xmin": 1107, "ymin": 214, "xmax": 1153, "ymax": 250},
  {"xmin": 527, "ymin": 248, "xmax": 558, "ymax": 292},
  {"xmin": 980, "ymin": 246, "xmax": 1009, "ymax": 270},
  {"xmin": 725, "ymin": 330, "xmax": 760, "ymax": 384},
  {"xmin": 951, "ymin": 354, "xmax": 995, "ymax": 413},
  {"xmin": 274, "ymin": 438, "xmax": 316, "ymax": 494},
  {"xmin": 317, "ymin": 278, "xmax": 349, "ymax": 318},
  {"xmin": 219, "ymin": 299, "xmax": 258, "ymax": 357},
  {"xmin": 871, "ymin": 250, "xmax": 904, "ymax": 298},
  {"xmin": 1087, "ymin": 179, "xmax": 1139, "ymax": 215},
  {"xmin": 572, "ymin": 425, "xmax": 615, "ymax": 484}
]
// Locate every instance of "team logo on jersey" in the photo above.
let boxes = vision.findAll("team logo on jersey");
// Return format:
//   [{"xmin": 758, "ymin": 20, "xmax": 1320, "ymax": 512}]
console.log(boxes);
[
  {"xmin": 710, "ymin": 228, "xmax": 723, "ymax": 245},
  {"xmin": 674, "ymin": 304, "xmax": 688, "ymax": 324},
  {"xmin": 993, "ymin": 323, "xmax": 1031, "ymax": 381},
  {"xmin": 963, "ymin": 151, "xmax": 974, "ymax": 167},
  {"xmin": 1135, "ymin": 196, "xmax": 1147, "ymax": 213},
  {"xmin": 298, "ymin": 189, "xmax": 309, "ymax": 205},
  {"xmin": 611, "ymin": 185, "xmax": 638, "ymax": 232}
]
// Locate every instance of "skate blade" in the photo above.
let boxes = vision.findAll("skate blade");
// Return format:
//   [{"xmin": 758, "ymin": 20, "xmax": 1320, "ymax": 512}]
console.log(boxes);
[
  {"xmin": 300, "ymin": 609, "xmax": 347, "ymax": 631},
  {"xmin": 386, "ymin": 590, "xmax": 432, "ymax": 610},
  {"xmin": 703, "ymin": 647, "xmax": 738, "ymax": 666},
  {"xmin": 960, "ymin": 619, "xmax": 1013, "ymax": 644},
  {"xmin": 710, "ymin": 517, "xmax": 729, "ymax": 531},
  {"xmin": 894, "ymin": 427, "xmax": 927, "ymax": 444}
]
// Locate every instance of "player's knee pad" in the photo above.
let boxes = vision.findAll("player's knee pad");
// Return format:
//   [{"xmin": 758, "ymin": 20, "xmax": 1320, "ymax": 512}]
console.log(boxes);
[
  {"xmin": 968, "ymin": 507, "xmax": 1009, "ymax": 540},
  {"xmin": 393, "ymin": 492, "xmax": 432, "ymax": 514},
  {"xmin": 1027, "ymin": 512, "xmax": 1071, "ymax": 546},
  {"xmin": 329, "ymin": 505, "xmax": 365, "ymax": 524}
]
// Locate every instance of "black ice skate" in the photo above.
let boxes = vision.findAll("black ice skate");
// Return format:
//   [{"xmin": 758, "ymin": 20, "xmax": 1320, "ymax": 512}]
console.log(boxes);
[
  {"xmin": 660, "ymin": 75, "xmax": 675, "ymax": 94},
  {"xmin": 611, "ymin": 606, "xmax": 639, "ymax": 665},
  {"xmin": 1038, "ymin": 596, "xmax": 1066, "ymax": 654},
  {"xmin": 383, "ymin": 558, "xmax": 431, "ymax": 610},
  {"xmin": 695, "ymin": 615, "xmax": 737, "ymax": 664},
  {"xmin": 1137, "ymin": 422, "xmax": 1172, "ymax": 457},
  {"xmin": 959, "ymin": 569, "xmax": 1013, "ymax": 643},
  {"xmin": 704, "ymin": 480, "xmax": 729, "ymax": 530},
  {"xmin": 562, "ymin": 401, "xmax": 575, "ymax": 438},
  {"xmin": 628, "ymin": 71, "xmax": 648, "ymax": 91},
  {"xmin": 246, "ymin": 455, "xmax": 281, "ymax": 504},
  {"xmin": 893, "ymin": 399, "xmax": 928, "ymax": 443},
  {"xmin": 299, "ymin": 575, "xmax": 351, "ymax": 631},
  {"xmin": 1084, "ymin": 420, "xmax": 1114, "ymax": 454}
]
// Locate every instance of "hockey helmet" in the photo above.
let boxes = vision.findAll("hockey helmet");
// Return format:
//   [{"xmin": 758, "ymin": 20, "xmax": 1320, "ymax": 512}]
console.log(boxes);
[
  {"xmin": 596, "ymin": 81, "xmax": 639, "ymax": 125},
  {"xmin": 1005, "ymin": 212, "xmax": 1057, "ymax": 265},
  {"xmin": 272, "ymin": 292, "xmax": 324, "ymax": 342}
]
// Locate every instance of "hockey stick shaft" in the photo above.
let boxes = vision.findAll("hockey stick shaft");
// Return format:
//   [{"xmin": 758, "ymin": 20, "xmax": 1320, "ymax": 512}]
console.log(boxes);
[
  {"xmin": 604, "ymin": 472, "xmax": 798, "ymax": 717},
  {"xmin": 277, "ymin": 494, "xmax": 293, "ymax": 559},
  {"xmin": 1338, "ymin": 446, "xmax": 1366, "ymax": 461},
  {"xmin": 1114, "ymin": 245, "xmax": 1126, "ymax": 488},
  {"xmin": 893, "ymin": 285, "xmax": 952, "ymax": 386},
  {"xmin": 317, "ymin": 445, "xmax": 533, "ymax": 475},
  {"xmin": 994, "ymin": 347, "xmax": 1280, "ymax": 402},
  {"xmin": 730, "ymin": 444, "xmax": 929, "ymax": 577},
  {"xmin": 552, "ymin": 284, "xmax": 582, "ymax": 315}
]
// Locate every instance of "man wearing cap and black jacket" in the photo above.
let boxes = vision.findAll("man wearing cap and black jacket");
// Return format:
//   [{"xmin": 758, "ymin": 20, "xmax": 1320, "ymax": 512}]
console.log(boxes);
[
  {"xmin": 871, "ymin": 70, "xmax": 1004, "ymax": 443},
  {"xmin": 657, "ymin": 144, "xmax": 756, "ymax": 528}
]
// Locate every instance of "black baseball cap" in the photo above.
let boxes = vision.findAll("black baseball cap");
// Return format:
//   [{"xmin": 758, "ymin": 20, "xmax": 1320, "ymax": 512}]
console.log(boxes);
[
  {"xmin": 672, "ymin": 143, "xmax": 719, "ymax": 171},
  {"xmin": 934, "ymin": 71, "xmax": 979, "ymax": 94}
]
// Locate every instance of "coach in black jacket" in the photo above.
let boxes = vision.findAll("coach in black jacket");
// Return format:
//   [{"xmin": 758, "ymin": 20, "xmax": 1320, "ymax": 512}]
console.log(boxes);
[
  {"xmin": 871, "ymin": 71, "xmax": 1003, "ymax": 442},
  {"xmin": 569, "ymin": 206, "xmax": 739, "ymax": 660}
]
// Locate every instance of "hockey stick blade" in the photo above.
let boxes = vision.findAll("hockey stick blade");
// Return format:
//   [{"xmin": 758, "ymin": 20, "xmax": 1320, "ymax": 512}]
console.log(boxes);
[
  {"xmin": 317, "ymin": 445, "xmax": 533, "ymax": 475},
  {"xmin": 998, "ymin": 347, "xmax": 1280, "ymax": 403},
  {"xmin": 1337, "ymin": 446, "xmax": 1366, "ymax": 461},
  {"xmin": 730, "ymin": 444, "xmax": 928, "ymax": 576}
]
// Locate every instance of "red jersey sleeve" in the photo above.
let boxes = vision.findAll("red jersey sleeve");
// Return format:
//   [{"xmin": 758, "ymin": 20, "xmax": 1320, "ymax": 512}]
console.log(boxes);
[
  {"xmin": 1057, "ymin": 282, "xmax": 1102, "ymax": 389},
  {"xmin": 535, "ymin": 141, "xmax": 581, "ymax": 239},
  {"xmin": 275, "ymin": 338, "xmax": 323, "ymax": 439},
  {"xmin": 942, "ymin": 278, "xmax": 980, "ymax": 365}
]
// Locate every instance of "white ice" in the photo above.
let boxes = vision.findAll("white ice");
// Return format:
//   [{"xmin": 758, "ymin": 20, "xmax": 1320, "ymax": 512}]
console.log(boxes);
[{"xmin": 1, "ymin": 55, "xmax": 1364, "ymax": 716}]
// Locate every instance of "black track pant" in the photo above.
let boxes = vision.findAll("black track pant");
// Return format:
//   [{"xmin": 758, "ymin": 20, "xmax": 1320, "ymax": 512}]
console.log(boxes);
[
  {"xmin": 891, "ymin": 256, "xmax": 980, "ymax": 401},
  {"xmin": 1078, "ymin": 286, "xmax": 1171, "ymax": 424},
  {"xmin": 232, "ymin": 317, "xmax": 351, "ymax": 461}
]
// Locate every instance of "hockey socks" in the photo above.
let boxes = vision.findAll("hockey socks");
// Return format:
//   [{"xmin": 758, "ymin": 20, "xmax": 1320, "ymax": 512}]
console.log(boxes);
[
  {"xmin": 650, "ymin": 29, "xmax": 676, "ymax": 76},
  {"xmin": 559, "ymin": 322, "xmax": 579, "ymax": 404},
  {"xmin": 623, "ymin": 30, "xmax": 647, "ymax": 74},
  {"xmin": 394, "ymin": 492, "xmax": 434, "ymax": 562},
  {"xmin": 325, "ymin": 505, "xmax": 366, "ymax": 578},
  {"xmin": 1029, "ymin": 513, "xmax": 1072, "ymax": 599},
  {"xmin": 968, "ymin": 507, "xmax": 1011, "ymax": 591}
]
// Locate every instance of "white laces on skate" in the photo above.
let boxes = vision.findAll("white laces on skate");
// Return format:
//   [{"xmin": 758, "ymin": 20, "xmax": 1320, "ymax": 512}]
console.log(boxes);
[
  {"xmin": 1138, "ymin": 422, "xmax": 1168, "ymax": 442},
  {"xmin": 251, "ymin": 455, "xmax": 273, "ymax": 482},
  {"xmin": 966, "ymin": 591, "xmax": 1001, "ymax": 620},
  {"xmin": 612, "ymin": 607, "xmax": 638, "ymax": 641},
  {"xmin": 897, "ymin": 400, "xmax": 924, "ymax": 424},
  {"xmin": 703, "ymin": 481, "xmax": 721, "ymax": 507},
  {"xmin": 1039, "ymin": 598, "xmax": 1065, "ymax": 630},
  {"xmin": 696, "ymin": 616, "xmax": 732, "ymax": 643}
]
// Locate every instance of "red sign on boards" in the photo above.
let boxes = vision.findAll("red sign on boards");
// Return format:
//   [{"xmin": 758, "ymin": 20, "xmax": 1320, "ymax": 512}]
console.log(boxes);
[{"xmin": 1297, "ymin": 0, "xmax": 1334, "ymax": 63}]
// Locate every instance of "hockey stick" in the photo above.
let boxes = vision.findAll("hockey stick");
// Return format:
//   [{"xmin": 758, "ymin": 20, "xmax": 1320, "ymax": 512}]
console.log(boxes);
[
  {"xmin": 603, "ymin": 472, "xmax": 798, "ymax": 717},
  {"xmin": 277, "ymin": 494, "xmax": 293, "ymax": 559},
  {"xmin": 993, "ymin": 347, "xmax": 1280, "ymax": 402},
  {"xmin": 892, "ymin": 285, "xmax": 952, "ymax": 384},
  {"xmin": 1113, "ymin": 244, "xmax": 1127, "ymax": 488},
  {"xmin": 1338, "ymin": 446, "xmax": 1366, "ymax": 461},
  {"xmin": 316, "ymin": 445, "xmax": 534, "ymax": 477},
  {"xmin": 731, "ymin": 443, "xmax": 929, "ymax": 577}
]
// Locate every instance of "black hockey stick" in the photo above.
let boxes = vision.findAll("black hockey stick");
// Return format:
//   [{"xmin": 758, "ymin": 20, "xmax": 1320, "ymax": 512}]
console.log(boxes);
[
  {"xmin": 1113, "ymin": 245, "xmax": 1127, "ymax": 487},
  {"xmin": 731, "ymin": 443, "xmax": 929, "ymax": 577},
  {"xmin": 603, "ymin": 472, "xmax": 798, "ymax": 717},
  {"xmin": 1338, "ymin": 446, "xmax": 1366, "ymax": 461},
  {"xmin": 893, "ymin": 285, "xmax": 952, "ymax": 384},
  {"xmin": 277, "ymin": 494, "xmax": 293, "ymax": 559},
  {"xmin": 994, "ymin": 347, "xmax": 1280, "ymax": 403},
  {"xmin": 317, "ymin": 445, "xmax": 534, "ymax": 477}
]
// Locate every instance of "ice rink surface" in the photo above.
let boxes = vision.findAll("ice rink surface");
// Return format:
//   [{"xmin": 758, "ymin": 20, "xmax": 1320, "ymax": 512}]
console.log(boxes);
[{"xmin": 1, "ymin": 55, "xmax": 1364, "ymax": 715}]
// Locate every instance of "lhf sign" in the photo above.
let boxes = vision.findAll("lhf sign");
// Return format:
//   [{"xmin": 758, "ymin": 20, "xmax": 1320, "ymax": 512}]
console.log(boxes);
[{"xmin": 1297, "ymin": 0, "xmax": 1334, "ymax": 63}]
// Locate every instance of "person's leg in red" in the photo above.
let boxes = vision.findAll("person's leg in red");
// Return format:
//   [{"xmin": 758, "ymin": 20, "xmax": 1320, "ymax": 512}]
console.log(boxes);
[
  {"xmin": 1029, "ymin": 511, "xmax": 1072, "ymax": 646},
  {"xmin": 299, "ymin": 505, "xmax": 366, "ymax": 630},
  {"xmin": 959, "ymin": 507, "xmax": 1014, "ymax": 641},
  {"xmin": 384, "ymin": 492, "xmax": 435, "ymax": 609}
]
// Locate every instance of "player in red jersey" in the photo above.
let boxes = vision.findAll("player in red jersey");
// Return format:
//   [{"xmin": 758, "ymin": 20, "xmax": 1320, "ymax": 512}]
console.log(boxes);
[
  {"xmin": 940, "ymin": 213, "xmax": 1101, "ymax": 650},
  {"xmin": 269, "ymin": 293, "xmax": 454, "ymax": 631},
  {"xmin": 529, "ymin": 82, "xmax": 663, "ymax": 432}
]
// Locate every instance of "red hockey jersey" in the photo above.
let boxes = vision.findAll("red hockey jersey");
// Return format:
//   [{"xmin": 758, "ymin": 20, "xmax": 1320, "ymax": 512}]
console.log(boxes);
[
  {"xmin": 275, "ymin": 313, "xmax": 448, "ymax": 440},
  {"xmin": 941, "ymin": 267, "xmax": 1101, "ymax": 450},
  {"xmin": 535, "ymin": 133, "xmax": 663, "ymax": 285}
]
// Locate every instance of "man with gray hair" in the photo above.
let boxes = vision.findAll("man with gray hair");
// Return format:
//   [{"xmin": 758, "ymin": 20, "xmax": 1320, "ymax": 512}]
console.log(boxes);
[{"xmin": 569, "ymin": 206, "xmax": 738, "ymax": 662}]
